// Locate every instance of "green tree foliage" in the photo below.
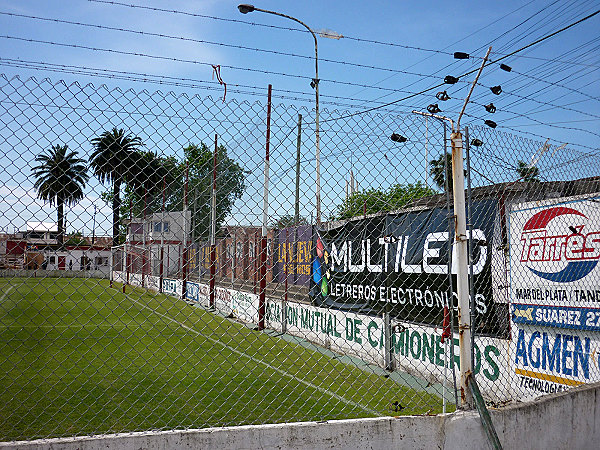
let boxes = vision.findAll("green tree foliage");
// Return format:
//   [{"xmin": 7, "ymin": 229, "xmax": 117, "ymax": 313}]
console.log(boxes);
[
  {"xmin": 516, "ymin": 160, "xmax": 540, "ymax": 182},
  {"xmin": 64, "ymin": 232, "xmax": 87, "ymax": 247},
  {"xmin": 270, "ymin": 214, "xmax": 309, "ymax": 229},
  {"xmin": 89, "ymin": 128, "xmax": 143, "ymax": 244},
  {"xmin": 111, "ymin": 142, "xmax": 246, "ymax": 241},
  {"xmin": 332, "ymin": 182, "xmax": 436, "ymax": 220},
  {"xmin": 430, "ymin": 153, "xmax": 451, "ymax": 192},
  {"xmin": 32, "ymin": 144, "xmax": 89, "ymax": 247},
  {"xmin": 178, "ymin": 143, "xmax": 246, "ymax": 240}
]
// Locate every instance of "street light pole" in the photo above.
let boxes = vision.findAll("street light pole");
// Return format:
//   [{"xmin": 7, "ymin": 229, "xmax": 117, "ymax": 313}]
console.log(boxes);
[{"xmin": 238, "ymin": 4, "xmax": 323, "ymax": 224}]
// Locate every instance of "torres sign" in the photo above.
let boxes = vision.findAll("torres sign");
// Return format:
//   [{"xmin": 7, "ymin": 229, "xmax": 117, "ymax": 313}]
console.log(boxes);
[{"xmin": 510, "ymin": 195, "xmax": 600, "ymax": 395}]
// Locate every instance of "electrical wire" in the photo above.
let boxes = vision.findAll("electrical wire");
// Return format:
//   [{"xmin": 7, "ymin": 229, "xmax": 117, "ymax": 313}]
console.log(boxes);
[
  {"xmin": 0, "ymin": 11, "xmax": 444, "ymax": 81},
  {"xmin": 0, "ymin": 34, "xmax": 442, "ymax": 96},
  {"xmin": 87, "ymin": 0, "xmax": 599, "ymax": 69}
]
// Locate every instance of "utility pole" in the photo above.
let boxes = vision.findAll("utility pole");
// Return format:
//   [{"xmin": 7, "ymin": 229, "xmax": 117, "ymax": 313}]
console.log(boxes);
[{"xmin": 453, "ymin": 46, "xmax": 492, "ymax": 408}]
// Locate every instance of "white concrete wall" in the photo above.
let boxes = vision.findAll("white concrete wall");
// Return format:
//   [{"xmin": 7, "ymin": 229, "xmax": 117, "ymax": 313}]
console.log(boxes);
[{"xmin": 3, "ymin": 381, "xmax": 600, "ymax": 450}]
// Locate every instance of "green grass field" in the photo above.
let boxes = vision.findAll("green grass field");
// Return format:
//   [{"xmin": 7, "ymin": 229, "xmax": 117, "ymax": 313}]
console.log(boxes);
[{"xmin": 0, "ymin": 277, "xmax": 448, "ymax": 441}]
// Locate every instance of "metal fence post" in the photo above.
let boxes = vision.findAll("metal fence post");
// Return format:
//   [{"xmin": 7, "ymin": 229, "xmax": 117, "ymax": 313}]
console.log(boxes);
[
  {"xmin": 258, "ymin": 84, "xmax": 272, "ymax": 331},
  {"xmin": 451, "ymin": 130, "xmax": 473, "ymax": 408},
  {"xmin": 209, "ymin": 134, "xmax": 218, "ymax": 309}
]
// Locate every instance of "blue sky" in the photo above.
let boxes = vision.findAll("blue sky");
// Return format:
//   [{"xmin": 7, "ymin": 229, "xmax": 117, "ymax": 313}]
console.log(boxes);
[{"xmin": 0, "ymin": 0, "xmax": 598, "ymax": 235}]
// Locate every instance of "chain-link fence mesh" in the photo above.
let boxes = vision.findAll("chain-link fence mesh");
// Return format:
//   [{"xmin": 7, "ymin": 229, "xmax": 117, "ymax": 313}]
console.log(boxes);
[{"xmin": 1, "ymin": 73, "xmax": 598, "ymax": 440}]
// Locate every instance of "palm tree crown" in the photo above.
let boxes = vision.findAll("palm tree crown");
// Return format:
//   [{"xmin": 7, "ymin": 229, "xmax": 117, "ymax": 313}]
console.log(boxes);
[
  {"xmin": 89, "ymin": 127, "xmax": 143, "ymax": 243},
  {"xmin": 32, "ymin": 144, "xmax": 89, "ymax": 247},
  {"xmin": 516, "ymin": 161, "xmax": 540, "ymax": 182},
  {"xmin": 89, "ymin": 128, "xmax": 143, "ymax": 184}
]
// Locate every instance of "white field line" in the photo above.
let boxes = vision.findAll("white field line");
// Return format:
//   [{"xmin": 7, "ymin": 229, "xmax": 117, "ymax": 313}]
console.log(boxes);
[
  {"xmin": 0, "ymin": 286, "xmax": 14, "ymax": 302},
  {"xmin": 119, "ymin": 289, "xmax": 381, "ymax": 417}
]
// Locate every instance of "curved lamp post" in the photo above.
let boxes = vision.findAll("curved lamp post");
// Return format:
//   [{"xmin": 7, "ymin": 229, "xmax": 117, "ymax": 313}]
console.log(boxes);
[{"xmin": 238, "ymin": 4, "xmax": 323, "ymax": 224}]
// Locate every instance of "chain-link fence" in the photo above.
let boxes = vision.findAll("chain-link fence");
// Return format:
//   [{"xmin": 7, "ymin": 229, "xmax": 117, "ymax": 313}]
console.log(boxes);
[{"xmin": 1, "ymin": 73, "xmax": 599, "ymax": 441}]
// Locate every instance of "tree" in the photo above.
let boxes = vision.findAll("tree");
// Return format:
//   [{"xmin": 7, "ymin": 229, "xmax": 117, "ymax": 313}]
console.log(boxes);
[
  {"xmin": 332, "ymin": 182, "xmax": 436, "ymax": 220},
  {"xmin": 516, "ymin": 160, "xmax": 540, "ymax": 182},
  {"xmin": 270, "ymin": 214, "xmax": 309, "ymax": 229},
  {"xmin": 429, "ymin": 152, "xmax": 469, "ymax": 193},
  {"xmin": 430, "ymin": 153, "xmax": 451, "ymax": 192},
  {"xmin": 178, "ymin": 143, "xmax": 246, "ymax": 240},
  {"xmin": 65, "ymin": 232, "xmax": 87, "ymax": 247},
  {"xmin": 32, "ymin": 144, "xmax": 89, "ymax": 248},
  {"xmin": 126, "ymin": 150, "xmax": 172, "ymax": 217},
  {"xmin": 89, "ymin": 128, "xmax": 143, "ymax": 244},
  {"xmin": 114, "ymin": 142, "xmax": 247, "ymax": 241}
]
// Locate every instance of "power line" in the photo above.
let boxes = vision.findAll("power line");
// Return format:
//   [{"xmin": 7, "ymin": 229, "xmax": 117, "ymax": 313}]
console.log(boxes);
[
  {"xmin": 0, "ymin": 57, "xmax": 426, "ymax": 109},
  {"xmin": 87, "ymin": 0, "xmax": 455, "ymax": 56},
  {"xmin": 0, "ymin": 34, "xmax": 439, "ymax": 96},
  {"xmin": 509, "ymin": 118, "xmax": 599, "ymax": 127},
  {"xmin": 476, "ymin": 82, "xmax": 600, "ymax": 120},
  {"xmin": 469, "ymin": 101, "xmax": 600, "ymax": 138},
  {"xmin": 88, "ymin": 0, "xmax": 599, "ymax": 69},
  {"xmin": 321, "ymin": 9, "xmax": 600, "ymax": 124},
  {"xmin": 0, "ymin": 10, "xmax": 444, "ymax": 81}
]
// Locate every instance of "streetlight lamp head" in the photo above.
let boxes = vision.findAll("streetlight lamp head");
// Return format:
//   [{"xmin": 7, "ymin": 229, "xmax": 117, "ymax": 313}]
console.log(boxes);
[{"xmin": 238, "ymin": 4, "xmax": 255, "ymax": 13}]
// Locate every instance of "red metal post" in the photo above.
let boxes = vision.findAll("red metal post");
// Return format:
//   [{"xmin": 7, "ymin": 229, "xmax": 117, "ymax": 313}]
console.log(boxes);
[
  {"xmin": 182, "ymin": 162, "xmax": 189, "ymax": 301},
  {"xmin": 159, "ymin": 176, "xmax": 165, "ymax": 293},
  {"xmin": 142, "ymin": 186, "xmax": 147, "ymax": 288},
  {"xmin": 258, "ymin": 84, "xmax": 272, "ymax": 330},
  {"xmin": 209, "ymin": 134, "xmax": 218, "ymax": 308}
]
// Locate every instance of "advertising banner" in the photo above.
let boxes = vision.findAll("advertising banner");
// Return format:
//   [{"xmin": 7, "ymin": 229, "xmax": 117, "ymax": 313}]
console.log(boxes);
[
  {"xmin": 310, "ymin": 199, "xmax": 509, "ymax": 337},
  {"xmin": 510, "ymin": 195, "xmax": 600, "ymax": 331},
  {"xmin": 275, "ymin": 225, "xmax": 313, "ymax": 286},
  {"xmin": 509, "ymin": 194, "xmax": 600, "ymax": 397},
  {"xmin": 510, "ymin": 324, "xmax": 600, "ymax": 398}
]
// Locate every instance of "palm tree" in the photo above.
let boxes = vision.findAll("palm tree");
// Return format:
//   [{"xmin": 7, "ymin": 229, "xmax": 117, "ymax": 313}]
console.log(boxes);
[
  {"xmin": 32, "ymin": 144, "xmax": 89, "ymax": 248},
  {"xmin": 430, "ymin": 153, "xmax": 453, "ymax": 193},
  {"xmin": 89, "ymin": 127, "xmax": 143, "ymax": 243},
  {"xmin": 127, "ymin": 150, "xmax": 169, "ymax": 218},
  {"xmin": 430, "ymin": 152, "xmax": 467, "ymax": 193},
  {"xmin": 516, "ymin": 160, "xmax": 540, "ymax": 182}
]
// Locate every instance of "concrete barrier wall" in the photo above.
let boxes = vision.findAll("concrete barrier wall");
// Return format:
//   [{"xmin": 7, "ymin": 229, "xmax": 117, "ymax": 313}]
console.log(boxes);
[{"xmin": 3, "ymin": 381, "xmax": 600, "ymax": 450}]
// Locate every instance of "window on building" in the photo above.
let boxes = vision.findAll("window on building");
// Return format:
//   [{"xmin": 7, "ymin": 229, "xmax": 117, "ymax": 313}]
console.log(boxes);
[
  {"xmin": 153, "ymin": 221, "xmax": 169, "ymax": 233},
  {"xmin": 95, "ymin": 256, "xmax": 108, "ymax": 266},
  {"xmin": 130, "ymin": 223, "xmax": 143, "ymax": 234},
  {"xmin": 49, "ymin": 256, "xmax": 56, "ymax": 264}
]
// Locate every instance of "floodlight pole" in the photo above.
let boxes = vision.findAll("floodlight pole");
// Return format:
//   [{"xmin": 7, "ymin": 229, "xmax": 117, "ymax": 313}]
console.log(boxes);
[{"xmin": 238, "ymin": 4, "xmax": 323, "ymax": 224}]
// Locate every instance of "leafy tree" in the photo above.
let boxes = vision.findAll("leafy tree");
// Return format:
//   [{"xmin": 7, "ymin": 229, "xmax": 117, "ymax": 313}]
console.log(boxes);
[
  {"xmin": 332, "ymin": 182, "xmax": 435, "ymax": 220},
  {"xmin": 32, "ymin": 144, "xmax": 89, "ymax": 247},
  {"xmin": 516, "ymin": 160, "xmax": 540, "ymax": 182},
  {"xmin": 126, "ymin": 151, "xmax": 174, "ymax": 217},
  {"xmin": 65, "ymin": 232, "xmax": 87, "ymax": 247},
  {"xmin": 270, "ymin": 214, "xmax": 309, "ymax": 229},
  {"xmin": 430, "ymin": 153, "xmax": 451, "ymax": 192},
  {"xmin": 112, "ymin": 142, "xmax": 246, "ymax": 241},
  {"xmin": 177, "ymin": 143, "xmax": 246, "ymax": 240},
  {"xmin": 89, "ymin": 127, "xmax": 143, "ymax": 244}
]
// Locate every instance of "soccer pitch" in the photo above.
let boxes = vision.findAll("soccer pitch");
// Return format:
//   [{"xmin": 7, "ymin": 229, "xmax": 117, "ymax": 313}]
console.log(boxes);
[{"xmin": 0, "ymin": 277, "xmax": 448, "ymax": 441}]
